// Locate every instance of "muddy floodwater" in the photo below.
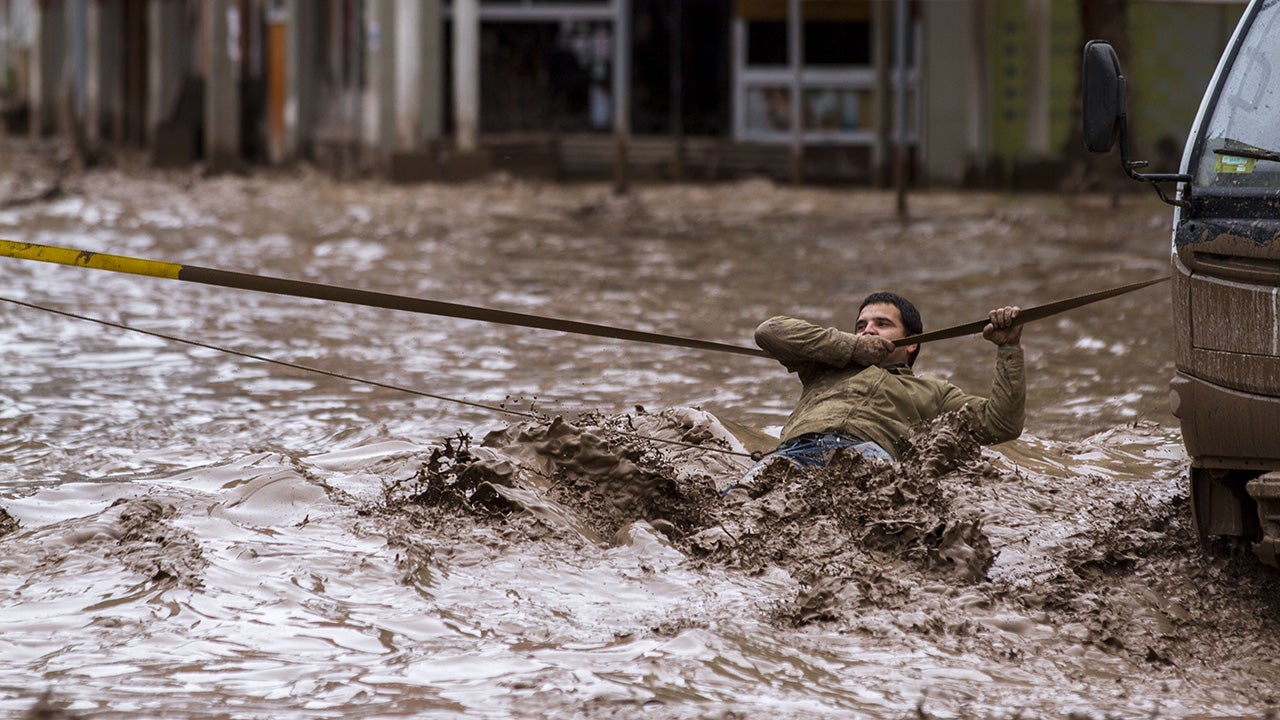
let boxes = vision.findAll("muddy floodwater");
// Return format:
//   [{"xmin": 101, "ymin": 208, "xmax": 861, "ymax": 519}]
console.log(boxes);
[{"xmin": 1, "ymin": 140, "xmax": 1278, "ymax": 719}]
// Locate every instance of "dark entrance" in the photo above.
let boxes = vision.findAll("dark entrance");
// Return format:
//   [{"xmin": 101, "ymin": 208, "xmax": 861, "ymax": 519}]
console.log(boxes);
[
  {"xmin": 443, "ymin": 1, "xmax": 732, "ymax": 137},
  {"xmin": 631, "ymin": 0, "xmax": 731, "ymax": 136}
]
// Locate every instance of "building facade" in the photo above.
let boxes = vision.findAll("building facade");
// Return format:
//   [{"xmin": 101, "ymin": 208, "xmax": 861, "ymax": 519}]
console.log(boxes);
[{"xmin": 0, "ymin": 0, "xmax": 1248, "ymax": 186}]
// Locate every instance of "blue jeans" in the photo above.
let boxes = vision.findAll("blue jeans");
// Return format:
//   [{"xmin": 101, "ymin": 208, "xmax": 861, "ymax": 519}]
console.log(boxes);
[
  {"xmin": 771, "ymin": 432, "xmax": 893, "ymax": 465},
  {"xmin": 726, "ymin": 433, "xmax": 892, "ymax": 496}
]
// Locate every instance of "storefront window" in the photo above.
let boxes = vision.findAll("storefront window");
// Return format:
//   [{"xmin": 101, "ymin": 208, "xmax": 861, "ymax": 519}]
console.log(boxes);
[
  {"xmin": 743, "ymin": 86, "xmax": 872, "ymax": 134},
  {"xmin": 732, "ymin": 0, "xmax": 912, "ymax": 145}
]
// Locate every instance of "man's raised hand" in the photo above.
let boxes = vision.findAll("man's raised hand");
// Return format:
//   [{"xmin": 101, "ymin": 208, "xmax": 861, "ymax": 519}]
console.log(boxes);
[{"xmin": 983, "ymin": 306, "xmax": 1023, "ymax": 347}]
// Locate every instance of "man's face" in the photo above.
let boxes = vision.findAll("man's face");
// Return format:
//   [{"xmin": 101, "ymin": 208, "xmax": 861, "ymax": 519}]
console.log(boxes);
[{"xmin": 855, "ymin": 302, "xmax": 917, "ymax": 366}]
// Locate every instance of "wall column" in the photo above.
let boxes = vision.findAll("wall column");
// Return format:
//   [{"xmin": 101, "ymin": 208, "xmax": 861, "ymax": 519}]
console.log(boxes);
[
  {"xmin": 86, "ymin": 0, "xmax": 124, "ymax": 145},
  {"xmin": 148, "ymin": 0, "xmax": 200, "ymax": 165},
  {"xmin": 147, "ymin": 0, "xmax": 184, "ymax": 142},
  {"xmin": 387, "ymin": 0, "xmax": 440, "ymax": 181},
  {"xmin": 419, "ymin": 0, "xmax": 441, "ymax": 141},
  {"xmin": 453, "ymin": 0, "xmax": 477, "ymax": 151},
  {"xmin": 29, "ymin": 0, "xmax": 65, "ymax": 138},
  {"xmin": 921, "ymin": 0, "xmax": 974, "ymax": 185},
  {"xmin": 205, "ymin": 0, "xmax": 241, "ymax": 172},
  {"xmin": 281, "ymin": 0, "xmax": 315, "ymax": 162},
  {"xmin": 364, "ymin": 0, "xmax": 393, "ymax": 155},
  {"xmin": 391, "ymin": 0, "xmax": 442, "ymax": 145},
  {"xmin": 447, "ymin": 0, "xmax": 487, "ymax": 178},
  {"xmin": 1024, "ymin": 0, "xmax": 1050, "ymax": 156},
  {"xmin": 872, "ymin": 0, "xmax": 891, "ymax": 186},
  {"xmin": 393, "ymin": 0, "xmax": 419, "ymax": 150},
  {"xmin": 966, "ymin": 0, "xmax": 990, "ymax": 180},
  {"xmin": 612, "ymin": 0, "xmax": 630, "ymax": 193},
  {"xmin": 786, "ymin": 0, "xmax": 801, "ymax": 184}
]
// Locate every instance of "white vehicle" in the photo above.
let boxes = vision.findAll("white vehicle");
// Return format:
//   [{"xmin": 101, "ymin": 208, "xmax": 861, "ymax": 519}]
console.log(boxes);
[{"xmin": 1083, "ymin": 0, "xmax": 1280, "ymax": 565}]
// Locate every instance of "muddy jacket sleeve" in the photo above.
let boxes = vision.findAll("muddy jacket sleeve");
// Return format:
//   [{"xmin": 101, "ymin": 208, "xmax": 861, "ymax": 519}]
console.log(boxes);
[
  {"xmin": 754, "ymin": 316, "xmax": 866, "ymax": 376},
  {"xmin": 936, "ymin": 346, "xmax": 1026, "ymax": 444}
]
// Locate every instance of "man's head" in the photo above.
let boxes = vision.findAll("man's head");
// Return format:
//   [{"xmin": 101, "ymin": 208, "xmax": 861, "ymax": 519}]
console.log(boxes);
[{"xmin": 856, "ymin": 292, "xmax": 922, "ymax": 366}]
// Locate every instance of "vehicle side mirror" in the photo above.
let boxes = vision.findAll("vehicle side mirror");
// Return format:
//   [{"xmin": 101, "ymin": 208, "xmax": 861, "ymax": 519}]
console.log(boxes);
[{"xmin": 1082, "ymin": 40, "xmax": 1126, "ymax": 153}]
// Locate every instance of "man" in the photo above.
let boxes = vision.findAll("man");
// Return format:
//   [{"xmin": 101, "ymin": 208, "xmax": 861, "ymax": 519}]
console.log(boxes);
[{"xmin": 753, "ymin": 292, "xmax": 1024, "ymax": 465}]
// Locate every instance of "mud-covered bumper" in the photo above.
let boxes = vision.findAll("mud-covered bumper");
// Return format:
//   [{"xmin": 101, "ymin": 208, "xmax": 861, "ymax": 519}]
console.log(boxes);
[{"xmin": 1171, "ymin": 371, "xmax": 1280, "ymax": 471}]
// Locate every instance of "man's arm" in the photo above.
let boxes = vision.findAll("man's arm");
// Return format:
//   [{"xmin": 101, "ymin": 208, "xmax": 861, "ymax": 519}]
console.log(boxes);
[
  {"xmin": 755, "ymin": 316, "xmax": 891, "ymax": 373},
  {"xmin": 940, "ymin": 306, "xmax": 1026, "ymax": 443}
]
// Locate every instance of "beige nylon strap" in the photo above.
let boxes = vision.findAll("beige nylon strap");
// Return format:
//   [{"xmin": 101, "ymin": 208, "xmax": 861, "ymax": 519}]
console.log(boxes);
[{"xmin": 893, "ymin": 276, "xmax": 1170, "ymax": 347}]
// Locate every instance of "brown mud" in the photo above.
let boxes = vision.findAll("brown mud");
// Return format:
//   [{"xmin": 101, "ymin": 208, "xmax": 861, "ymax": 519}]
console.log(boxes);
[
  {"xmin": 376, "ymin": 408, "xmax": 1280, "ymax": 714},
  {"xmin": 0, "ymin": 506, "xmax": 17, "ymax": 538}
]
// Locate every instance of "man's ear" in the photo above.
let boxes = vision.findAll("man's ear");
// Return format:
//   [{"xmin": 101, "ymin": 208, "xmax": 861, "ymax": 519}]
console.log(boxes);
[{"xmin": 903, "ymin": 343, "xmax": 919, "ymax": 364}]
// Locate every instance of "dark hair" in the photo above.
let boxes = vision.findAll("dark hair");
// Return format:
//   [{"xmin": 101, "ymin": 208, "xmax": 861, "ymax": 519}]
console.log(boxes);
[{"xmin": 859, "ymin": 292, "xmax": 923, "ymax": 366}]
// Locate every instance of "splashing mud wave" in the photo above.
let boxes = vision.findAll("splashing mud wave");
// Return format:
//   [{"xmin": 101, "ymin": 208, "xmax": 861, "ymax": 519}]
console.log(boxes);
[
  {"xmin": 350, "ymin": 408, "xmax": 1280, "ymax": 718},
  {"xmin": 4, "ymin": 405, "xmax": 1280, "ymax": 718}
]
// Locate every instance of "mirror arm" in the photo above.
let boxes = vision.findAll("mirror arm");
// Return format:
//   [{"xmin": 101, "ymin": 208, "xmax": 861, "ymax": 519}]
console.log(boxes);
[{"xmin": 1116, "ymin": 114, "xmax": 1193, "ymax": 208}]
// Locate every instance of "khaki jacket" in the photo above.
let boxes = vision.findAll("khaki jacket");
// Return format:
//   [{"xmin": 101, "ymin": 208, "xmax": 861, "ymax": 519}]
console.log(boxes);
[{"xmin": 755, "ymin": 316, "xmax": 1025, "ymax": 459}]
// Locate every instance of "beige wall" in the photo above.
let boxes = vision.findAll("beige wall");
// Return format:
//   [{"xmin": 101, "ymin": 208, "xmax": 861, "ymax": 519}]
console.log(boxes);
[{"xmin": 920, "ymin": 0, "xmax": 981, "ymax": 185}]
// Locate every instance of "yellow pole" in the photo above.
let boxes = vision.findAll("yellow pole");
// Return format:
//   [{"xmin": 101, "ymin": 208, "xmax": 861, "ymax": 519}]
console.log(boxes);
[{"xmin": 0, "ymin": 240, "xmax": 182, "ymax": 279}]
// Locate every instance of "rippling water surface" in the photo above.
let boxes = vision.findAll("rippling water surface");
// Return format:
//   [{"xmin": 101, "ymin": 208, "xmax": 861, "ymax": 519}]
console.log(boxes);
[{"xmin": 2, "ymin": 144, "xmax": 1278, "ymax": 719}]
